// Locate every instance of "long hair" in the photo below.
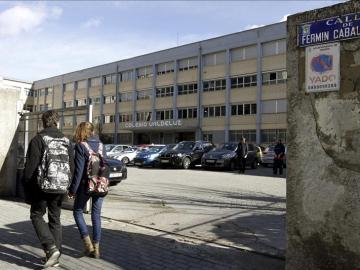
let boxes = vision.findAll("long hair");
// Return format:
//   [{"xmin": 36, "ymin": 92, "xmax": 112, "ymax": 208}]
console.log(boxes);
[{"xmin": 74, "ymin": 122, "xmax": 94, "ymax": 143}]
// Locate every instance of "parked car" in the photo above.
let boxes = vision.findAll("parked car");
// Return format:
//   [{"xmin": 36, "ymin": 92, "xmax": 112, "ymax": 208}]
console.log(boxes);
[
  {"xmin": 106, "ymin": 144, "xmax": 132, "ymax": 156},
  {"xmin": 111, "ymin": 148, "xmax": 138, "ymax": 165},
  {"xmin": 133, "ymin": 144, "xmax": 175, "ymax": 167},
  {"xmin": 201, "ymin": 142, "xmax": 259, "ymax": 170},
  {"xmin": 159, "ymin": 141, "xmax": 214, "ymax": 169},
  {"xmin": 261, "ymin": 145, "xmax": 287, "ymax": 168},
  {"xmin": 106, "ymin": 157, "xmax": 128, "ymax": 185}
]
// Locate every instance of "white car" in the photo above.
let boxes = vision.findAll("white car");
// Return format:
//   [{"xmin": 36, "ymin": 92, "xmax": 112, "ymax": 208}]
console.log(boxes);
[
  {"xmin": 105, "ymin": 144, "xmax": 132, "ymax": 156},
  {"xmin": 111, "ymin": 149, "xmax": 138, "ymax": 164}
]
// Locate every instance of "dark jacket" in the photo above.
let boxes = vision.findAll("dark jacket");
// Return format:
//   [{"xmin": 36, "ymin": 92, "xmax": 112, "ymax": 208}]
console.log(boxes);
[
  {"xmin": 23, "ymin": 127, "xmax": 75, "ymax": 203},
  {"xmin": 236, "ymin": 142, "xmax": 248, "ymax": 158},
  {"xmin": 68, "ymin": 136, "xmax": 106, "ymax": 195},
  {"xmin": 274, "ymin": 143, "xmax": 285, "ymax": 159}
]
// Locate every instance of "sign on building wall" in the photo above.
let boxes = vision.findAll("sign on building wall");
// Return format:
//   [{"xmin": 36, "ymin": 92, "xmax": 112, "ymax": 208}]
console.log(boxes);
[
  {"xmin": 298, "ymin": 12, "xmax": 360, "ymax": 47},
  {"xmin": 305, "ymin": 42, "xmax": 340, "ymax": 93},
  {"xmin": 124, "ymin": 120, "xmax": 182, "ymax": 129}
]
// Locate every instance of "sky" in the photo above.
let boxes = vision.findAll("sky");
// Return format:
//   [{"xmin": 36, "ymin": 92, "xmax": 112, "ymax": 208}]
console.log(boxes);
[{"xmin": 0, "ymin": 1, "xmax": 344, "ymax": 82}]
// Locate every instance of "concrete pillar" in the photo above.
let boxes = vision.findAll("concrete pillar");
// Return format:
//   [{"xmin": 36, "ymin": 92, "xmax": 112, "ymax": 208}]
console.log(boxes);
[{"xmin": 286, "ymin": 1, "xmax": 360, "ymax": 269}]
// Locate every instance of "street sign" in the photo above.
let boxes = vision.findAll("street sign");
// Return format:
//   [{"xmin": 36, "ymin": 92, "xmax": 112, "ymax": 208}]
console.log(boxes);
[
  {"xmin": 298, "ymin": 12, "xmax": 360, "ymax": 47},
  {"xmin": 305, "ymin": 42, "xmax": 340, "ymax": 93}
]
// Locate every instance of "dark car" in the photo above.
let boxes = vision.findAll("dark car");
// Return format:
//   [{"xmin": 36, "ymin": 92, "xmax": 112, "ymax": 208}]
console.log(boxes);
[
  {"xmin": 202, "ymin": 142, "xmax": 259, "ymax": 170},
  {"xmin": 106, "ymin": 157, "xmax": 127, "ymax": 185},
  {"xmin": 133, "ymin": 144, "xmax": 175, "ymax": 167},
  {"xmin": 159, "ymin": 141, "xmax": 214, "ymax": 169}
]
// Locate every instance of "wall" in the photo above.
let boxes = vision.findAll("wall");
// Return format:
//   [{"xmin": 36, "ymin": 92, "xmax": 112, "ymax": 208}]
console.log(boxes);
[
  {"xmin": 286, "ymin": 1, "xmax": 360, "ymax": 269},
  {"xmin": 0, "ymin": 76, "xmax": 32, "ymax": 196}
]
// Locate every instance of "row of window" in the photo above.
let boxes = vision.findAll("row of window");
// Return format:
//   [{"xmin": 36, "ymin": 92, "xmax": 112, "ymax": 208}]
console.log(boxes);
[{"xmin": 37, "ymin": 69, "xmax": 286, "ymax": 98}]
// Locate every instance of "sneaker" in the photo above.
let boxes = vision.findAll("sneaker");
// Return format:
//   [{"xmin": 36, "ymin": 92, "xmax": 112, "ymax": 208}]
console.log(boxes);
[
  {"xmin": 41, "ymin": 257, "xmax": 60, "ymax": 267},
  {"xmin": 43, "ymin": 247, "xmax": 61, "ymax": 268}
]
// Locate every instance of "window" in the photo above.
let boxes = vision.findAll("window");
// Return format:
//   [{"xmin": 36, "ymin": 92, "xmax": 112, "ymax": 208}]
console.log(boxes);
[
  {"xmin": 262, "ymin": 39, "xmax": 286, "ymax": 57},
  {"xmin": 178, "ymin": 83, "xmax": 198, "ymax": 95},
  {"xmin": 137, "ymin": 89, "xmax": 152, "ymax": 100},
  {"xmin": 136, "ymin": 111, "xmax": 152, "ymax": 121},
  {"xmin": 64, "ymin": 100, "xmax": 74, "ymax": 108},
  {"xmin": 262, "ymin": 70, "xmax": 287, "ymax": 85},
  {"xmin": 231, "ymin": 103, "xmax": 257, "ymax": 116},
  {"xmin": 204, "ymin": 51, "xmax": 226, "ymax": 66},
  {"xmin": 104, "ymin": 114, "xmax": 116, "ymax": 124},
  {"xmin": 104, "ymin": 95, "xmax": 116, "ymax": 104},
  {"xmin": 104, "ymin": 74, "xmax": 117, "ymax": 85},
  {"xmin": 39, "ymin": 89, "xmax": 46, "ymax": 96},
  {"xmin": 76, "ymin": 99, "xmax": 87, "ymax": 106},
  {"xmin": 156, "ymin": 86, "xmax": 174, "ymax": 97},
  {"xmin": 121, "ymin": 70, "xmax": 134, "ymax": 81},
  {"xmin": 25, "ymin": 89, "xmax": 34, "ymax": 97},
  {"xmin": 203, "ymin": 105, "xmax": 226, "ymax": 118},
  {"xmin": 89, "ymin": 96, "xmax": 101, "ymax": 105},
  {"xmin": 261, "ymin": 129, "xmax": 287, "ymax": 144},
  {"xmin": 89, "ymin": 77, "xmax": 101, "ymax": 87},
  {"xmin": 64, "ymin": 82, "xmax": 75, "ymax": 92},
  {"xmin": 203, "ymin": 79, "xmax": 226, "ymax": 92},
  {"xmin": 63, "ymin": 117, "xmax": 73, "ymax": 127},
  {"xmin": 137, "ymin": 66, "xmax": 153, "ymax": 79},
  {"xmin": 77, "ymin": 80, "xmax": 87, "ymax": 89},
  {"xmin": 229, "ymin": 130, "xmax": 256, "ymax": 144},
  {"xmin": 231, "ymin": 74, "xmax": 257, "ymax": 88},
  {"xmin": 261, "ymin": 99, "xmax": 287, "ymax": 114},
  {"xmin": 156, "ymin": 109, "xmax": 174, "ymax": 120},
  {"xmin": 34, "ymin": 90, "xmax": 38, "ymax": 97},
  {"xmin": 119, "ymin": 92, "xmax": 133, "ymax": 102},
  {"xmin": 93, "ymin": 115, "xmax": 101, "ymax": 124},
  {"xmin": 231, "ymin": 45, "xmax": 257, "ymax": 62},
  {"xmin": 178, "ymin": 57, "xmax": 197, "ymax": 71},
  {"xmin": 119, "ymin": 113, "xmax": 133, "ymax": 123},
  {"xmin": 157, "ymin": 62, "xmax": 174, "ymax": 75},
  {"xmin": 178, "ymin": 108, "xmax": 197, "ymax": 119}
]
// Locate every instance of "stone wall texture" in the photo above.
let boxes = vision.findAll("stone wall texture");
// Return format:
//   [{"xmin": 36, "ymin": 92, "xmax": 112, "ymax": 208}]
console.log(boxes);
[{"xmin": 287, "ymin": 1, "xmax": 360, "ymax": 269}]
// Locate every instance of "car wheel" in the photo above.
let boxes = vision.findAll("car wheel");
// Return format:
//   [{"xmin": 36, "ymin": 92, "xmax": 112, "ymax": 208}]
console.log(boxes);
[
  {"xmin": 183, "ymin": 157, "xmax": 191, "ymax": 169},
  {"xmin": 122, "ymin": 157, "xmax": 130, "ymax": 164}
]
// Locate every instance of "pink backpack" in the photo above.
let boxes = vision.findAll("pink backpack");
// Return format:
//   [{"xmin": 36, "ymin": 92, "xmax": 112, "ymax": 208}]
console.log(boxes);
[{"xmin": 81, "ymin": 142, "xmax": 109, "ymax": 197}]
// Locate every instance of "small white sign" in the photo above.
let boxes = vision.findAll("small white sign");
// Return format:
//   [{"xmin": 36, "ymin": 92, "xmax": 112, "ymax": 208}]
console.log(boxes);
[{"xmin": 305, "ymin": 42, "xmax": 340, "ymax": 93}]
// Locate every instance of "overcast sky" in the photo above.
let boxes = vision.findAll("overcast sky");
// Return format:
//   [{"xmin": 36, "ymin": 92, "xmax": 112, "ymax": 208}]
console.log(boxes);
[{"xmin": 0, "ymin": 1, "xmax": 344, "ymax": 82}]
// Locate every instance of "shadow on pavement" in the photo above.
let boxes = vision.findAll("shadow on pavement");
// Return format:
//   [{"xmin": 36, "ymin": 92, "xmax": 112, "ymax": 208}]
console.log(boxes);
[{"xmin": 0, "ymin": 218, "xmax": 285, "ymax": 270}]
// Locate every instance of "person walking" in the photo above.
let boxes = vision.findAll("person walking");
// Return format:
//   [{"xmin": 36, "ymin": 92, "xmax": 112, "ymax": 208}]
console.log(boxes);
[
  {"xmin": 23, "ymin": 110, "xmax": 74, "ymax": 268},
  {"xmin": 273, "ymin": 139, "xmax": 285, "ymax": 175},
  {"xmin": 236, "ymin": 137, "xmax": 248, "ymax": 173},
  {"xmin": 68, "ymin": 122, "xmax": 107, "ymax": 259}
]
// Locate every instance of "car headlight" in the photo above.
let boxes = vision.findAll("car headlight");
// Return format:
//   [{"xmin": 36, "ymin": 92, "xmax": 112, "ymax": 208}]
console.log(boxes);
[
  {"xmin": 176, "ymin": 153, "xmax": 183, "ymax": 157},
  {"xmin": 222, "ymin": 153, "xmax": 236, "ymax": 159}
]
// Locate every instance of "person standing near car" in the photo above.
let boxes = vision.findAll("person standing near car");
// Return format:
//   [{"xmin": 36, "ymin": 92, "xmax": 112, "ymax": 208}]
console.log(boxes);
[
  {"xmin": 273, "ymin": 139, "xmax": 285, "ymax": 175},
  {"xmin": 23, "ymin": 110, "xmax": 74, "ymax": 268},
  {"xmin": 236, "ymin": 137, "xmax": 248, "ymax": 173},
  {"xmin": 68, "ymin": 122, "xmax": 107, "ymax": 259}
]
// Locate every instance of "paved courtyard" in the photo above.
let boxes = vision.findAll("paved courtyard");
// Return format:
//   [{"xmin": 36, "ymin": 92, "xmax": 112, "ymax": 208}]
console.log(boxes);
[{"xmin": 103, "ymin": 166, "xmax": 286, "ymax": 258}]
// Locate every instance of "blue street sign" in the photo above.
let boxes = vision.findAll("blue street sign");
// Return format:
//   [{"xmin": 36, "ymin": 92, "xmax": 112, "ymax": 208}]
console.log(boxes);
[{"xmin": 298, "ymin": 12, "xmax": 360, "ymax": 47}]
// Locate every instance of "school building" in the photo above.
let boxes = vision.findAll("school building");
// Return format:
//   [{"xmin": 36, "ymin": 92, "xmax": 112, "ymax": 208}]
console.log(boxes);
[{"xmin": 28, "ymin": 21, "xmax": 287, "ymax": 146}]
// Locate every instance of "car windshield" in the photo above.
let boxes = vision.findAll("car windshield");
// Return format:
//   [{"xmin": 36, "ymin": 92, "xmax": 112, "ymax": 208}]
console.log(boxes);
[
  {"xmin": 174, "ymin": 142, "xmax": 195, "ymax": 151},
  {"xmin": 217, "ymin": 143, "xmax": 237, "ymax": 151},
  {"xmin": 147, "ymin": 147, "xmax": 164, "ymax": 153},
  {"xmin": 105, "ymin": 145, "xmax": 116, "ymax": 151},
  {"xmin": 265, "ymin": 146, "xmax": 275, "ymax": 152}
]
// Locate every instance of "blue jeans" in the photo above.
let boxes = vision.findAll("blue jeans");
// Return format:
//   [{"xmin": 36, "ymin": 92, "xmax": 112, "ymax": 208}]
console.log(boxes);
[{"xmin": 73, "ymin": 187, "xmax": 104, "ymax": 243}]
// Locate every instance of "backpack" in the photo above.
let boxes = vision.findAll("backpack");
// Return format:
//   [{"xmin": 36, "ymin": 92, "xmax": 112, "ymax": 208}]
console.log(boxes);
[
  {"xmin": 81, "ymin": 141, "xmax": 109, "ymax": 197},
  {"xmin": 37, "ymin": 135, "xmax": 71, "ymax": 194}
]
